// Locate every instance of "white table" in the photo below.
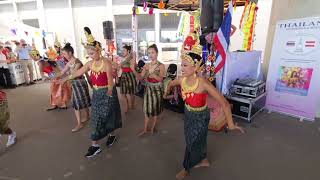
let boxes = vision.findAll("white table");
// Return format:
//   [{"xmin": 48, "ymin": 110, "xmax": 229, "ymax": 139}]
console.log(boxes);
[
  {"xmin": 8, "ymin": 62, "xmax": 25, "ymax": 85},
  {"xmin": 8, "ymin": 61, "xmax": 42, "ymax": 85}
]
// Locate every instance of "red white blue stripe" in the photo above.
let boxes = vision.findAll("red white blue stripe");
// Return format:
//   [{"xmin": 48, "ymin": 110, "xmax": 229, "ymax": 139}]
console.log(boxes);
[{"xmin": 214, "ymin": 2, "xmax": 233, "ymax": 74}]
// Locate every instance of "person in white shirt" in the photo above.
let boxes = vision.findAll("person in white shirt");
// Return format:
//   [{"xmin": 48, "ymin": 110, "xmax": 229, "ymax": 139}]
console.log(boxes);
[
  {"xmin": 16, "ymin": 39, "xmax": 34, "ymax": 85},
  {"xmin": 0, "ymin": 43, "xmax": 14, "ymax": 89}
]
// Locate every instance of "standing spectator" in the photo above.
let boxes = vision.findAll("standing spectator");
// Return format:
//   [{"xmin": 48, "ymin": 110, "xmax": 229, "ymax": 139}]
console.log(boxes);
[
  {"xmin": 1, "ymin": 43, "xmax": 9, "ymax": 60},
  {"xmin": 16, "ymin": 39, "xmax": 34, "ymax": 85},
  {"xmin": 0, "ymin": 43, "xmax": 14, "ymax": 89},
  {"xmin": 4, "ymin": 42, "xmax": 17, "ymax": 63}
]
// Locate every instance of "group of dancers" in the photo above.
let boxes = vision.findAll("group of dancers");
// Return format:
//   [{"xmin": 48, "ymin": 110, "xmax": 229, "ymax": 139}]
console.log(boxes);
[{"xmin": 0, "ymin": 26, "xmax": 244, "ymax": 179}]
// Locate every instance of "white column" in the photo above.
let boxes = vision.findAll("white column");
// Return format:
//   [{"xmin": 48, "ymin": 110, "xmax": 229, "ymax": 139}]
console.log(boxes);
[
  {"xmin": 36, "ymin": 0, "xmax": 47, "ymax": 31},
  {"xmin": 155, "ymin": 11, "xmax": 161, "ymax": 61},
  {"xmin": 106, "ymin": 0, "xmax": 113, "ymax": 20},
  {"xmin": 106, "ymin": 0, "xmax": 116, "ymax": 55},
  {"xmin": 67, "ymin": 0, "xmax": 78, "ymax": 56},
  {"xmin": 132, "ymin": 14, "xmax": 138, "ymax": 60},
  {"xmin": 155, "ymin": 12, "xmax": 160, "ymax": 44},
  {"xmin": 12, "ymin": 1, "xmax": 19, "ymax": 22}
]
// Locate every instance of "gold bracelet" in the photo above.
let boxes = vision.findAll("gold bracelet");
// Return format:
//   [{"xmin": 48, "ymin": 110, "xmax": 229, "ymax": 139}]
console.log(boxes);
[{"xmin": 68, "ymin": 74, "xmax": 73, "ymax": 80}]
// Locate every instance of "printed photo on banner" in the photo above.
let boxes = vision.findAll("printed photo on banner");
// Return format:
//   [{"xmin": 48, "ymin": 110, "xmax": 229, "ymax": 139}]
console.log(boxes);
[{"xmin": 275, "ymin": 66, "xmax": 313, "ymax": 96}]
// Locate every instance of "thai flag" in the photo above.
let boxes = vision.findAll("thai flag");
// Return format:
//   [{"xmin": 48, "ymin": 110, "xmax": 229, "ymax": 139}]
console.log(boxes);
[
  {"xmin": 214, "ymin": 2, "xmax": 233, "ymax": 74},
  {"xmin": 286, "ymin": 41, "xmax": 295, "ymax": 46},
  {"xmin": 305, "ymin": 41, "xmax": 315, "ymax": 47}
]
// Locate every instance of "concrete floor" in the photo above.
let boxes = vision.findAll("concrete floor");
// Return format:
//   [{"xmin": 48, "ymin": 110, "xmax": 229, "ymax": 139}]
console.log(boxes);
[{"xmin": 0, "ymin": 83, "xmax": 320, "ymax": 180}]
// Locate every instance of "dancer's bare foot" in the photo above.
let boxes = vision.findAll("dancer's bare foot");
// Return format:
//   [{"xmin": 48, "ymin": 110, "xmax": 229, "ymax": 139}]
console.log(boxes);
[
  {"xmin": 149, "ymin": 127, "xmax": 158, "ymax": 134},
  {"xmin": 138, "ymin": 130, "xmax": 148, "ymax": 137},
  {"xmin": 59, "ymin": 105, "xmax": 68, "ymax": 110},
  {"xmin": 176, "ymin": 169, "xmax": 188, "ymax": 180},
  {"xmin": 72, "ymin": 124, "xmax": 84, "ymax": 132},
  {"xmin": 229, "ymin": 123, "xmax": 245, "ymax": 134},
  {"xmin": 194, "ymin": 159, "xmax": 210, "ymax": 168},
  {"xmin": 81, "ymin": 119, "xmax": 89, "ymax": 123}
]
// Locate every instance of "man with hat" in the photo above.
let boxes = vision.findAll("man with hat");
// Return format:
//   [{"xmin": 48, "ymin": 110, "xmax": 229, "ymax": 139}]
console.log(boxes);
[{"xmin": 16, "ymin": 39, "xmax": 34, "ymax": 85}]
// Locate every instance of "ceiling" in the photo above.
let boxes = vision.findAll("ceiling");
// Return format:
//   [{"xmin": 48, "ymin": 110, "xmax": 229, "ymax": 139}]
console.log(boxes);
[{"xmin": 134, "ymin": 0, "xmax": 254, "ymax": 11}]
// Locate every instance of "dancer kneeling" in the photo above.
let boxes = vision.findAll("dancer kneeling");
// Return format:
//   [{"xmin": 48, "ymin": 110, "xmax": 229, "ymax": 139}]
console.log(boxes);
[{"xmin": 164, "ymin": 43, "xmax": 244, "ymax": 180}]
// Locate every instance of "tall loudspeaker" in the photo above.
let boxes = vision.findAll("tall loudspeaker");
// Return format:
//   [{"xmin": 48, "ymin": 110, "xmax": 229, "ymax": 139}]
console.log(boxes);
[
  {"xmin": 103, "ymin": 21, "xmax": 114, "ymax": 40},
  {"xmin": 200, "ymin": 0, "xmax": 224, "ymax": 34}
]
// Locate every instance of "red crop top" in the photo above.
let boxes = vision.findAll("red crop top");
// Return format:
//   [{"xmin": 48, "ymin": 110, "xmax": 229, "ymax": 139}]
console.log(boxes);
[
  {"xmin": 90, "ymin": 71, "xmax": 108, "ymax": 88},
  {"xmin": 184, "ymin": 93, "xmax": 207, "ymax": 108}
]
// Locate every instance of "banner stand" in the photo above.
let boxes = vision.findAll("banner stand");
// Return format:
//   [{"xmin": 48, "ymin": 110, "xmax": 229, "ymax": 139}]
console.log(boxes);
[
  {"xmin": 267, "ymin": 109, "xmax": 314, "ymax": 122},
  {"xmin": 266, "ymin": 17, "xmax": 320, "ymax": 121}
]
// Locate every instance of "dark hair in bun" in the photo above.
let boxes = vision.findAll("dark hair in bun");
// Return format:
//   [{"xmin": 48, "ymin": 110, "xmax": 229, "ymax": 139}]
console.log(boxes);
[
  {"xmin": 62, "ymin": 42, "xmax": 74, "ymax": 54},
  {"xmin": 187, "ymin": 52, "xmax": 203, "ymax": 66},
  {"xmin": 123, "ymin": 44, "xmax": 132, "ymax": 53},
  {"xmin": 148, "ymin": 44, "xmax": 158, "ymax": 53}
]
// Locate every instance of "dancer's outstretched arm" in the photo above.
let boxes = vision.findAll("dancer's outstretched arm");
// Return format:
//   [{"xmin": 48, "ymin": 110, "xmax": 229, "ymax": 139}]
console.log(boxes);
[{"xmin": 202, "ymin": 78, "xmax": 244, "ymax": 133}]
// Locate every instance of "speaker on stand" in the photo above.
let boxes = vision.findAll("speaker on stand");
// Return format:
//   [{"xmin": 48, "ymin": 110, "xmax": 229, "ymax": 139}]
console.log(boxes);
[
  {"xmin": 102, "ymin": 21, "xmax": 115, "ymax": 58},
  {"xmin": 200, "ymin": 0, "xmax": 224, "ymax": 35},
  {"xmin": 200, "ymin": 0, "xmax": 224, "ymax": 87},
  {"xmin": 103, "ymin": 21, "xmax": 114, "ymax": 40}
]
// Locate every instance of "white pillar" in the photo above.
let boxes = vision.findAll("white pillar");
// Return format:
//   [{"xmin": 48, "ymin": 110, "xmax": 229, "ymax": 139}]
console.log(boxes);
[
  {"xmin": 106, "ymin": 0, "xmax": 113, "ymax": 20},
  {"xmin": 106, "ymin": 0, "xmax": 116, "ymax": 56},
  {"xmin": 12, "ymin": 1, "xmax": 19, "ymax": 22},
  {"xmin": 132, "ymin": 14, "xmax": 138, "ymax": 60},
  {"xmin": 36, "ymin": 0, "xmax": 47, "ymax": 31},
  {"xmin": 67, "ymin": 0, "xmax": 78, "ymax": 56},
  {"xmin": 155, "ymin": 11, "xmax": 161, "ymax": 62},
  {"xmin": 155, "ymin": 12, "xmax": 160, "ymax": 44}
]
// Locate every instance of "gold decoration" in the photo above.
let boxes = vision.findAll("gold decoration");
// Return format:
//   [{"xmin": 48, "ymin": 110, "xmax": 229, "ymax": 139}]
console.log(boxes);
[
  {"xmin": 83, "ymin": 28, "xmax": 101, "ymax": 51},
  {"xmin": 181, "ymin": 31, "xmax": 202, "ymax": 67},
  {"xmin": 47, "ymin": 46, "xmax": 57, "ymax": 60},
  {"xmin": 181, "ymin": 53, "xmax": 194, "ymax": 65},
  {"xmin": 91, "ymin": 60, "xmax": 105, "ymax": 78},
  {"xmin": 92, "ymin": 85, "xmax": 108, "ymax": 90},
  {"xmin": 68, "ymin": 74, "xmax": 74, "ymax": 80},
  {"xmin": 158, "ymin": 0, "xmax": 165, "ymax": 9},
  {"xmin": 191, "ymin": 44, "xmax": 202, "ymax": 56},
  {"xmin": 84, "ymin": 31, "xmax": 95, "ymax": 46},
  {"xmin": 181, "ymin": 76, "xmax": 199, "ymax": 100},
  {"xmin": 29, "ymin": 48, "xmax": 39, "ymax": 58},
  {"xmin": 54, "ymin": 33, "xmax": 61, "ymax": 48},
  {"xmin": 185, "ymin": 103, "xmax": 207, "ymax": 112}
]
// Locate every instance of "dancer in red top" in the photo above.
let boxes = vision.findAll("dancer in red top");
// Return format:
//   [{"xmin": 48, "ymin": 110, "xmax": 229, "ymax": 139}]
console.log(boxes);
[
  {"xmin": 119, "ymin": 45, "xmax": 137, "ymax": 113},
  {"xmin": 131, "ymin": 44, "xmax": 166, "ymax": 136},
  {"xmin": 29, "ymin": 48, "xmax": 70, "ymax": 110},
  {"xmin": 60, "ymin": 27, "xmax": 122, "ymax": 158},
  {"xmin": 165, "ymin": 40, "xmax": 244, "ymax": 180}
]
